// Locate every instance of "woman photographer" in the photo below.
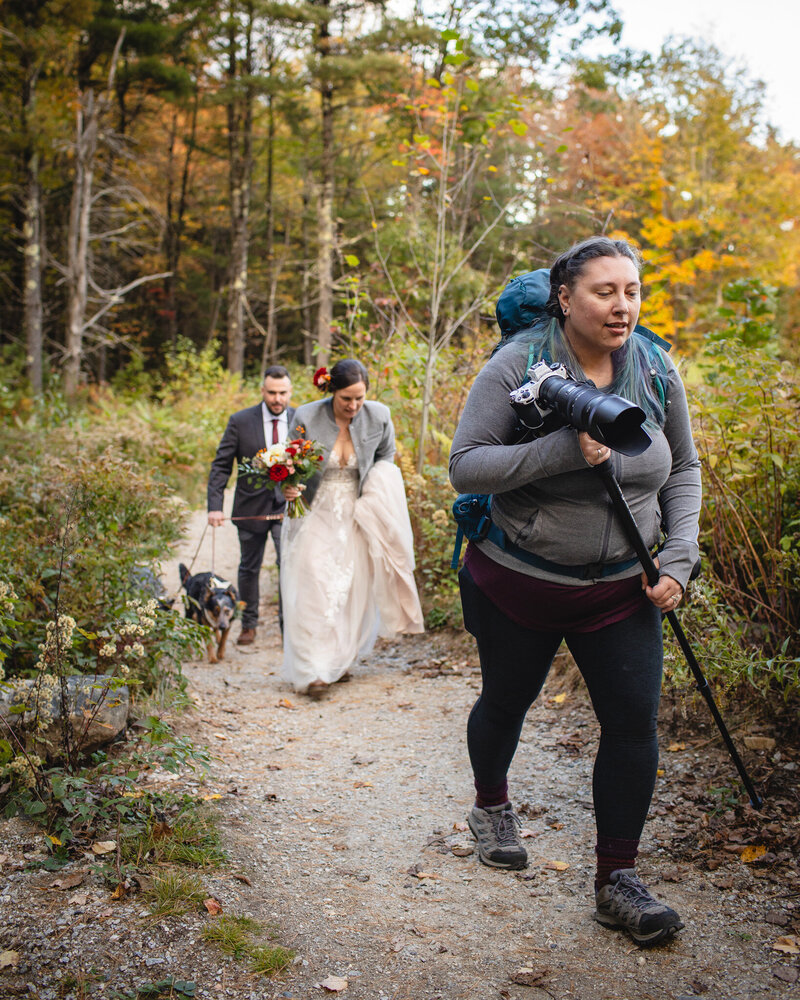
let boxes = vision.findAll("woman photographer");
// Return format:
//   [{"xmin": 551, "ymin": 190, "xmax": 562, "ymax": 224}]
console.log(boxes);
[{"xmin": 449, "ymin": 237, "xmax": 701, "ymax": 947}]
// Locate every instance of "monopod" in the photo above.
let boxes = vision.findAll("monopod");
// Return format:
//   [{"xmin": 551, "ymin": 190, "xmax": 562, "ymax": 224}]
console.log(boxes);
[{"xmin": 595, "ymin": 460, "xmax": 764, "ymax": 810}]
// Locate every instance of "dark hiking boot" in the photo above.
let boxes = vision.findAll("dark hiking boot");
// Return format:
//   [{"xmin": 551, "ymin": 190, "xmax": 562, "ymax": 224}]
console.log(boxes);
[
  {"xmin": 594, "ymin": 868, "xmax": 684, "ymax": 947},
  {"xmin": 467, "ymin": 802, "xmax": 527, "ymax": 870}
]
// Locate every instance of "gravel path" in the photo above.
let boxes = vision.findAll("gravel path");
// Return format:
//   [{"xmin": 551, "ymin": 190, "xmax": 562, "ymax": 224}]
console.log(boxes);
[
  {"xmin": 163, "ymin": 508, "xmax": 797, "ymax": 1000},
  {"xmin": 1, "ymin": 503, "xmax": 797, "ymax": 1000}
]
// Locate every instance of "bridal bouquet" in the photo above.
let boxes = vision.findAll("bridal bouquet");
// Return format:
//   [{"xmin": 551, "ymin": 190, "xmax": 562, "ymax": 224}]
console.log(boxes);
[{"xmin": 239, "ymin": 429, "xmax": 324, "ymax": 517}]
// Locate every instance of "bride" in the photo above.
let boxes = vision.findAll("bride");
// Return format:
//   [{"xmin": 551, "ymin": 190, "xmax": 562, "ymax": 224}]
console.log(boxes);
[{"xmin": 280, "ymin": 359, "xmax": 424, "ymax": 698}]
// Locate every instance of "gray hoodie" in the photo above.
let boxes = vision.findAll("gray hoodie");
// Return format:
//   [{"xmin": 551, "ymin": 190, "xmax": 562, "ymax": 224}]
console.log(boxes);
[{"xmin": 449, "ymin": 340, "xmax": 701, "ymax": 589}]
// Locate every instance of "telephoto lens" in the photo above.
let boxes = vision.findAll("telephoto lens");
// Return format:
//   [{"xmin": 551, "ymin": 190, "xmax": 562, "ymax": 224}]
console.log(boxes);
[{"xmin": 537, "ymin": 377, "xmax": 651, "ymax": 456}]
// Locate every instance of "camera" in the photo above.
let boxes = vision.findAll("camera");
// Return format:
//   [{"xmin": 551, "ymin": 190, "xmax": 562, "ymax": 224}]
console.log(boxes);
[{"xmin": 509, "ymin": 361, "xmax": 652, "ymax": 457}]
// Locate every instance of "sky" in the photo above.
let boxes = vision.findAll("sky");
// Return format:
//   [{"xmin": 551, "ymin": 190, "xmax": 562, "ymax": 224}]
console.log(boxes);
[{"xmin": 609, "ymin": 0, "xmax": 800, "ymax": 143}]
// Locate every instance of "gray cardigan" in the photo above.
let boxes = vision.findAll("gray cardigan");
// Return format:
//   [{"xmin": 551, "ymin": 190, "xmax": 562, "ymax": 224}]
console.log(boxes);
[
  {"xmin": 288, "ymin": 398, "xmax": 396, "ymax": 505},
  {"xmin": 449, "ymin": 340, "xmax": 702, "ymax": 588}
]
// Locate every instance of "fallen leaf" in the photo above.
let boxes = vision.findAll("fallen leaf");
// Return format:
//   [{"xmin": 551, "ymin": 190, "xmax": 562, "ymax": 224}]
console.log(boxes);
[
  {"xmin": 0, "ymin": 950, "xmax": 20, "ymax": 969},
  {"xmin": 233, "ymin": 874, "xmax": 253, "ymax": 886},
  {"xmin": 277, "ymin": 698, "xmax": 296, "ymax": 710},
  {"xmin": 741, "ymin": 845, "xmax": 767, "ymax": 863},
  {"xmin": 667, "ymin": 742, "xmax": 686, "ymax": 752},
  {"xmin": 450, "ymin": 845, "xmax": 474, "ymax": 857},
  {"xmin": 552, "ymin": 693, "xmax": 567, "ymax": 705},
  {"xmin": 46, "ymin": 834, "xmax": 63, "ymax": 847},
  {"xmin": 67, "ymin": 892, "xmax": 89, "ymax": 905},
  {"xmin": 204, "ymin": 897, "xmax": 223, "ymax": 915},
  {"xmin": 202, "ymin": 794, "xmax": 223, "ymax": 800},
  {"xmin": 743, "ymin": 736, "xmax": 776, "ymax": 751},
  {"xmin": 771, "ymin": 935, "xmax": 800, "ymax": 955},
  {"xmin": 773, "ymin": 966, "xmax": 799, "ymax": 985},
  {"xmin": 452, "ymin": 821, "xmax": 469, "ymax": 833},
  {"xmin": 212, "ymin": 732, "xmax": 227, "ymax": 741},
  {"xmin": 92, "ymin": 840, "xmax": 117, "ymax": 855},
  {"xmin": 414, "ymin": 871, "xmax": 440, "ymax": 880},
  {"xmin": 520, "ymin": 828, "xmax": 538, "ymax": 839},
  {"xmin": 152, "ymin": 821, "xmax": 172, "ymax": 840},
  {"xmin": 318, "ymin": 975, "xmax": 348, "ymax": 992},
  {"xmin": 111, "ymin": 883, "xmax": 127, "ymax": 901},
  {"xmin": 51, "ymin": 873, "xmax": 85, "ymax": 890},
  {"xmin": 353, "ymin": 780, "xmax": 373, "ymax": 788},
  {"xmin": 543, "ymin": 860, "xmax": 569, "ymax": 872},
  {"xmin": 510, "ymin": 966, "xmax": 549, "ymax": 987}
]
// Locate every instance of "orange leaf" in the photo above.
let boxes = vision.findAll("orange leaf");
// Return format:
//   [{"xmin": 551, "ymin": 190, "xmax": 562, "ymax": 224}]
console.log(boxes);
[
  {"xmin": 204, "ymin": 897, "xmax": 223, "ymax": 915},
  {"xmin": 741, "ymin": 845, "xmax": 767, "ymax": 863}
]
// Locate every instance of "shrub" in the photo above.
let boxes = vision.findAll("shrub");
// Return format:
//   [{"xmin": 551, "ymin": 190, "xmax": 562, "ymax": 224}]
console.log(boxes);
[{"xmin": 691, "ymin": 282, "xmax": 800, "ymax": 659}]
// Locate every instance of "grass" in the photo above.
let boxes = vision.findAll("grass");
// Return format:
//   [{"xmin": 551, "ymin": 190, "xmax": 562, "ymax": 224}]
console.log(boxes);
[
  {"xmin": 144, "ymin": 870, "xmax": 207, "ymax": 917},
  {"xmin": 202, "ymin": 915, "xmax": 295, "ymax": 976},
  {"xmin": 121, "ymin": 802, "xmax": 228, "ymax": 869}
]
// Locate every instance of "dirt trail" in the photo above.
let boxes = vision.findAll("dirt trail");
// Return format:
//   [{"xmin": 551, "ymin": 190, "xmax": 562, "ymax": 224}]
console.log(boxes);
[
  {"xmin": 159, "ymin": 503, "xmax": 796, "ymax": 1000},
  {"xmin": 1, "ymin": 499, "xmax": 797, "ymax": 1000}
]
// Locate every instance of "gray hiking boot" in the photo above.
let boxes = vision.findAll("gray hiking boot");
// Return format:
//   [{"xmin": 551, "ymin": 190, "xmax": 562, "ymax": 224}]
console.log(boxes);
[
  {"xmin": 467, "ymin": 803, "xmax": 527, "ymax": 870},
  {"xmin": 594, "ymin": 869, "xmax": 684, "ymax": 946}
]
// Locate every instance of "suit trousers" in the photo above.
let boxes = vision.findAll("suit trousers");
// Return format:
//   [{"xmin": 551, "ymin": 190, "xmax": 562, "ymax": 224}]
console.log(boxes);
[{"xmin": 237, "ymin": 520, "xmax": 283, "ymax": 629}]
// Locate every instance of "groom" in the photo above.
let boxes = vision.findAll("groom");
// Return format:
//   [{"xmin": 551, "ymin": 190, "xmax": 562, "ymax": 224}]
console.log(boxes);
[{"xmin": 207, "ymin": 365, "xmax": 294, "ymax": 643}]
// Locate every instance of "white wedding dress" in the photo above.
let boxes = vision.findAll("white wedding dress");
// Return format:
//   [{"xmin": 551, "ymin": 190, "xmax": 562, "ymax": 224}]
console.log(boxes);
[{"xmin": 280, "ymin": 458, "xmax": 424, "ymax": 692}]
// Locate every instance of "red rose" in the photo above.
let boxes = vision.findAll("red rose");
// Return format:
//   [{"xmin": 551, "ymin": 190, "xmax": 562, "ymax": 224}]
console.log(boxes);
[{"xmin": 270, "ymin": 465, "xmax": 290, "ymax": 482}]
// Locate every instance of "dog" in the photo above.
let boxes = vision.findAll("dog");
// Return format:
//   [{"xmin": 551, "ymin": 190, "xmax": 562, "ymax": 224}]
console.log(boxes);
[{"xmin": 178, "ymin": 564, "xmax": 239, "ymax": 663}]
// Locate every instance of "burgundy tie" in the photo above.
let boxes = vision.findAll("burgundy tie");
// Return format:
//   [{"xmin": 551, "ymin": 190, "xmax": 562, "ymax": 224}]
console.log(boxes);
[{"xmin": 271, "ymin": 418, "xmax": 279, "ymax": 445}]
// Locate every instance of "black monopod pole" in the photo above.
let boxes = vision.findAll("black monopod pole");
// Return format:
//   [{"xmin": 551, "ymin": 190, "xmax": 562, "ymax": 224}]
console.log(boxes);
[{"xmin": 595, "ymin": 460, "xmax": 763, "ymax": 810}]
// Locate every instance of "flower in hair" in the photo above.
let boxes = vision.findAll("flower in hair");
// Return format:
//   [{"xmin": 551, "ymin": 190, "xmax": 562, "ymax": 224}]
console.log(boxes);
[{"xmin": 313, "ymin": 367, "xmax": 331, "ymax": 391}]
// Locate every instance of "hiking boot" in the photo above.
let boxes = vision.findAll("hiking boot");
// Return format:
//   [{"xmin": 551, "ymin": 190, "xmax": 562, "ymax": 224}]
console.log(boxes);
[
  {"xmin": 594, "ymin": 869, "xmax": 684, "ymax": 947},
  {"xmin": 237, "ymin": 627, "xmax": 256, "ymax": 646},
  {"xmin": 467, "ymin": 803, "xmax": 527, "ymax": 870}
]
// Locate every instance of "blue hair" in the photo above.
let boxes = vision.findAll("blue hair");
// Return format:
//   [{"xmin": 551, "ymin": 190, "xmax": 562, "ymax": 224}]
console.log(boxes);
[
  {"xmin": 501, "ymin": 237, "xmax": 669, "ymax": 427},
  {"xmin": 512, "ymin": 316, "xmax": 668, "ymax": 429}
]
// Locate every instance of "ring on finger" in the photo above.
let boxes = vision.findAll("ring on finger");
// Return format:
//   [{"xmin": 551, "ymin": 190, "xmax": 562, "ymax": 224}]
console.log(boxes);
[{"xmin": 670, "ymin": 594, "xmax": 680, "ymax": 605}]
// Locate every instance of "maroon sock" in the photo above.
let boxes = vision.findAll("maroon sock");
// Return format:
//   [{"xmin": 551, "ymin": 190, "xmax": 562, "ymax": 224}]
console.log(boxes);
[
  {"xmin": 595, "ymin": 835, "xmax": 639, "ymax": 890},
  {"xmin": 474, "ymin": 779, "xmax": 509, "ymax": 810}
]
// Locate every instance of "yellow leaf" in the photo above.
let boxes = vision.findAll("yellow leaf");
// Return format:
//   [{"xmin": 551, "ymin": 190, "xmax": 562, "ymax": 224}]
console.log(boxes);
[
  {"xmin": 418, "ymin": 167, "xmax": 430, "ymax": 175},
  {"xmin": 667, "ymin": 742, "xmax": 686, "ymax": 752},
  {"xmin": 46, "ymin": 834, "xmax": 62, "ymax": 846},
  {"xmin": 543, "ymin": 860, "xmax": 569, "ymax": 871},
  {"xmin": 202, "ymin": 793, "xmax": 223, "ymax": 800},
  {"xmin": 487, "ymin": 165, "xmax": 498, "ymax": 172},
  {"xmin": 553, "ymin": 693, "xmax": 567, "ymax": 705},
  {"xmin": 657, "ymin": 768, "xmax": 665, "ymax": 776},
  {"xmin": 0, "ymin": 950, "xmax": 20, "ymax": 969},
  {"xmin": 740, "ymin": 845, "xmax": 767, "ymax": 863}
]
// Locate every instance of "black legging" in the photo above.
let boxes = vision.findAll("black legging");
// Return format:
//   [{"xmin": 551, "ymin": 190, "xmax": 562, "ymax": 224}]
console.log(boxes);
[{"xmin": 460, "ymin": 566, "xmax": 664, "ymax": 842}]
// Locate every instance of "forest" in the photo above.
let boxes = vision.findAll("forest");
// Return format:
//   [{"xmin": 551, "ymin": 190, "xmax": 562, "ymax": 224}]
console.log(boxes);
[{"xmin": 1, "ymin": 0, "xmax": 799, "ymax": 784}]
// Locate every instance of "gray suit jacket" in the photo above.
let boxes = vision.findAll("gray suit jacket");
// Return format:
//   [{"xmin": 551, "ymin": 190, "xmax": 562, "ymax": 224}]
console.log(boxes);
[{"xmin": 288, "ymin": 398, "xmax": 395, "ymax": 506}]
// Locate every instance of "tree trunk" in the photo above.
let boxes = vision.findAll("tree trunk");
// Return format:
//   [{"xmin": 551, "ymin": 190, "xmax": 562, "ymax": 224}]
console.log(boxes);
[
  {"xmin": 64, "ymin": 89, "xmax": 97, "ymax": 398},
  {"xmin": 300, "ymin": 172, "xmax": 314, "ymax": 365},
  {"xmin": 22, "ymin": 148, "xmax": 43, "ymax": 394},
  {"xmin": 225, "ymin": 1, "xmax": 254, "ymax": 375},
  {"xmin": 314, "ymin": 1, "xmax": 335, "ymax": 367}
]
